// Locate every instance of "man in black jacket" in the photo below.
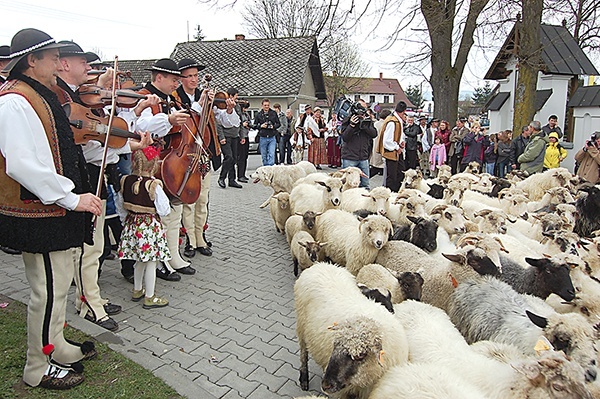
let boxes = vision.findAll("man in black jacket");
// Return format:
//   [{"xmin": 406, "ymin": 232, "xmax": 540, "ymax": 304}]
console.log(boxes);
[
  {"xmin": 510, "ymin": 125, "xmax": 531, "ymax": 171},
  {"xmin": 253, "ymin": 98, "xmax": 281, "ymax": 166},
  {"xmin": 404, "ymin": 116, "xmax": 420, "ymax": 170},
  {"xmin": 340, "ymin": 99, "xmax": 377, "ymax": 188}
]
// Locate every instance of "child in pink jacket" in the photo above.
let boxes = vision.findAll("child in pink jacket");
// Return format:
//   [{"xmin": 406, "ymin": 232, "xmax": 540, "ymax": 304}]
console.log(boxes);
[{"xmin": 429, "ymin": 136, "xmax": 447, "ymax": 176}]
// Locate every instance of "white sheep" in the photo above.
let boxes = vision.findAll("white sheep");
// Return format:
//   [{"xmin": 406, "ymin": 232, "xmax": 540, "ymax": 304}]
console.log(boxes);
[
  {"xmin": 268, "ymin": 192, "xmax": 291, "ymax": 234},
  {"xmin": 375, "ymin": 236, "xmax": 504, "ymax": 312},
  {"xmin": 527, "ymin": 186, "xmax": 575, "ymax": 212},
  {"xmin": 294, "ymin": 263, "xmax": 408, "ymax": 398},
  {"xmin": 515, "ymin": 167, "xmax": 574, "ymax": 201},
  {"xmin": 387, "ymin": 190, "xmax": 427, "ymax": 224},
  {"xmin": 285, "ymin": 211, "xmax": 322, "ymax": 245},
  {"xmin": 293, "ymin": 172, "xmax": 330, "ymax": 187},
  {"xmin": 429, "ymin": 204, "xmax": 467, "ymax": 235},
  {"xmin": 400, "ymin": 169, "xmax": 430, "ymax": 193},
  {"xmin": 329, "ymin": 166, "xmax": 365, "ymax": 190},
  {"xmin": 289, "ymin": 177, "xmax": 344, "ymax": 214},
  {"xmin": 251, "ymin": 162, "xmax": 312, "ymax": 207},
  {"xmin": 436, "ymin": 164, "xmax": 452, "ymax": 184},
  {"xmin": 471, "ymin": 172, "xmax": 494, "ymax": 194},
  {"xmin": 448, "ymin": 276, "xmax": 598, "ymax": 383},
  {"xmin": 356, "ymin": 263, "xmax": 424, "ymax": 304},
  {"xmin": 393, "ymin": 299, "xmax": 594, "ymax": 399},
  {"xmin": 340, "ymin": 186, "xmax": 392, "ymax": 216},
  {"xmin": 290, "ymin": 230, "xmax": 327, "ymax": 277},
  {"xmin": 368, "ymin": 363, "xmax": 486, "ymax": 399},
  {"xmin": 316, "ymin": 210, "xmax": 392, "ymax": 275}
]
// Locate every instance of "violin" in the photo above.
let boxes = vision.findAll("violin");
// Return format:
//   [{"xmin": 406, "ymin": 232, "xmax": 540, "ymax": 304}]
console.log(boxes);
[
  {"xmin": 86, "ymin": 69, "xmax": 137, "ymax": 89},
  {"xmin": 78, "ymin": 84, "xmax": 148, "ymax": 109},
  {"xmin": 64, "ymin": 102, "xmax": 141, "ymax": 148},
  {"xmin": 213, "ymin": 91, "xmax": 250, "ymax": 110}
]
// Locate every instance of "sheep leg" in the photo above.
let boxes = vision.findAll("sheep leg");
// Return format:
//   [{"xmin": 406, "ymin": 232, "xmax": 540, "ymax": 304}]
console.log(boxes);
[
  {"xmin": 293, "ymin": 258, "xmax": 299, "ymax": 277},
  {"xmin": 299, "ymin": 339, "xmax": 309, "ymax": 390}
]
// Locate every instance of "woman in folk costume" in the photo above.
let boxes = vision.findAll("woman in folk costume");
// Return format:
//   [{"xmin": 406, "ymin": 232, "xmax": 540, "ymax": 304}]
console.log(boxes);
[
  {"xmin": 297, "ymin": 105, "xmax": 327, "ymax": 169},
  {"xmin": 326, "ymin": 112, "xmax": 342, "ymax": 168},
  {"xmin": 117, "ymin": 147, "xmax": 171, "ymax": 309}
]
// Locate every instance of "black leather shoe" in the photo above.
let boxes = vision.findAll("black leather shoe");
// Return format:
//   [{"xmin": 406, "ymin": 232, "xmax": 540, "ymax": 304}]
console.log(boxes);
[
  {"xmin": 229, "ymin": 180, "xmax": 243, "ymax": 188},
  {"xmin": 103, "ymin": 303, "xmax": 122, "ymax": 316},
  {"xmin": 197, "ymin": 246, "xmax": 212, "ymax": 256},
  {"xmin": 84, "ymin": 314, "xmax": 118, "ymax": 331},
  {"xmin": 218, "ymin": 178, "xmax": 226, "ymax": 188},
  {"xmin": 123, "ymin": 274, "xmax": 134, "ymax": 284},
  {"xmin": 0, "ymin": 246, "xmax": 21, "ymax": 255},
  {"xmin": 183, "ymin": 244, "xmax": 195, "ymax": 258},
  {"xmin": 175, "ymin": 265, "xmax": 196, "ymax": 275},
  {"xmin": 238, "ymin": 176, "xmax": 249, "ymax": 183},
  {"xmin": 156, "ymin": 266, "xmax": 181, "ymax": 281}
]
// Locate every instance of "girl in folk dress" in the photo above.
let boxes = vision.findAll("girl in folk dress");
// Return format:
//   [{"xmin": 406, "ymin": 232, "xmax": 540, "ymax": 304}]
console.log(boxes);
[
  {"xmin": 429, "ymin": 136, "xmax": 447, "ymax": 177},
  {"xmin": 326, "ymin": 112, "xmax": 342, "ymax": 168},
  {"xmin": 118, "ymin": 147, "xmax": 171, "ymax": 309},
  {"xmin": 291, "ymin": 126, "xmax": 308, "ymax": 164}
]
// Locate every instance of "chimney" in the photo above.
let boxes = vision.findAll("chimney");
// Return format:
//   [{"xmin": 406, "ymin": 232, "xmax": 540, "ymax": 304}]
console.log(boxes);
[
  {"xmin": 379, "ymin": 72, "xmax": 383, "ymax": 80},
  {"xmin": 235, "ymin": 34, "xmax": 246, "ymax": 41}
]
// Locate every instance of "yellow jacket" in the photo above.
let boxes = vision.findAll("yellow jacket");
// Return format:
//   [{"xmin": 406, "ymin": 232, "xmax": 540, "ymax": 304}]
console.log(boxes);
[{"xmin": 543, "ymin": 142, "xmax": 567, "ymax": 169}]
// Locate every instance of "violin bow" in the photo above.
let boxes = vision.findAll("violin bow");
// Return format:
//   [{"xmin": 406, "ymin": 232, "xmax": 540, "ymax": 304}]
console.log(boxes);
[{"xmin": 92, "ymin": 56, "xmax": 119, "ymax": 231}]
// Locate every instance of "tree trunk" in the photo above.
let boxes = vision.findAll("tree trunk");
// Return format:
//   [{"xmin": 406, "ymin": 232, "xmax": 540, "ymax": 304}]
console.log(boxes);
[
  {"xmin": 431, "ymin": 63, "xmax": 460, "ymax": 125},
  {"xmin": 512, "ymin": 1, "xmax": 544, "ymax": 135}
]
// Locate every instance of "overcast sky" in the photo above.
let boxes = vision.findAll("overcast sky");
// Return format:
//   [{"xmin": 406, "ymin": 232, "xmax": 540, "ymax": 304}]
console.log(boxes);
[{"xmin": 0, "ymin": 0, "xmax": 495, "ymax": 94}]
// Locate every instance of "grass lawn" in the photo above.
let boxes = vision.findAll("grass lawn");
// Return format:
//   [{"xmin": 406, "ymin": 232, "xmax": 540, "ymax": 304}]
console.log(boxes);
[{"xmin": 0, "ymin": 294, "xmax": 183, "ymax": 399}]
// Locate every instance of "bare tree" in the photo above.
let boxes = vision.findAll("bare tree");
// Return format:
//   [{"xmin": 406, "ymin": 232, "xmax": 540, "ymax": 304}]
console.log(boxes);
[
  {"xmin": 321, "ymin": 40, "xmax": 371, "ymax": 106},
  {"xmin": 545, "ymin": 0, "xmax": 600, "ymax": 50}
]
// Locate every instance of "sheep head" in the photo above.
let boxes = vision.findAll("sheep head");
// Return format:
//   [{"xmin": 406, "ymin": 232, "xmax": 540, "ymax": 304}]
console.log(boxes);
[
  {"xmin": 406, "ymin": 215, "xmax": 438, "ymax": 253},
  {"xmin": 359, "ymin": 215, "xmax": 392, "ymax": 250},
  {"xmin": 299, "ymin": 240, "xmax": 327, "ymax": 263},
  {"xmin": 511, "ymin": 350, "xmax": 594, "ymax": 399},
  {"xmin": 524, "ymin": 257, "xmax": 576, "ymax": 301},
  {"xmin": 358, "ymin": 285, "xmax": 394, "ymax": 314},
  {"xmin": 322, "ymin": 317, "xmax": 386, "ymax": 395},
  {"xmin": 442, "ymin": 247, "xmax": 501, "ymax": 277},
  {"xmin": 297, "ymin": 211, "xmax": 321, "ymax": 230},
  {"xmin": 362, "ymin": 186, "xmax": 392, "ymax": 216},
  {"xmin": 317, "ymin": 177, "xmax": 344, "ymax": 208},
  {"xmin": 397, "ymin": 272, "xmax": 424, "ymax": 301},
  {"xmin": 273, "ymin": 192, "xmax": 290, "ymax": 209},
  {"xmin": 431, "ymin": 205, "xmax": 467, "ymax": 235}
]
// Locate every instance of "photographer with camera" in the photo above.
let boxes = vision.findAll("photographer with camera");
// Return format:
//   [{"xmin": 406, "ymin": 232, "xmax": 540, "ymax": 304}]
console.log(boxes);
[
  {"xmin": 340, "ymin": 98, "xmax": 377, "ymax": 188},
  {"xmin": 574, "ymin": 132, "xmax": 600, "ymax": 183},
  {"xmin": 253, "ymin": 98, "xmax": 281, "ymax": 166}
]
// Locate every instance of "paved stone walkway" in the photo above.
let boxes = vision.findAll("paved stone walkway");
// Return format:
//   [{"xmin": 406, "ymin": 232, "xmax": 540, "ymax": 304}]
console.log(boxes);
[{"xmin": 0, "ymin": 155, "xmax": 367, "ymax": 399}]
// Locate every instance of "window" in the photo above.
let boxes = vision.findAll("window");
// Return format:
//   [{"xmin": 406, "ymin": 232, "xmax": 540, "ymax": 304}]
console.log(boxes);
[
  {"xmin": 354, "ymin": 94, "xmax": 361, "ymax": 101},
  {"xmin": 384, "ymin": 95, "xmax": 389, "ymax": 103},
  {"xmin": 370, "ymin": 95, "xmax": 375, "ymax": 103}
]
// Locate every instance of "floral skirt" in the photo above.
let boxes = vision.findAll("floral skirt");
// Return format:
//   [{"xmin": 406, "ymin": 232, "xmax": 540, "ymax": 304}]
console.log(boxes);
[
  {"xmin": 308, "ymin": 137, "xmax": 327, "ymax": 165},
  {"xmin": 118, "ymin": 213, "xmax": 171, "ymax": 262}
]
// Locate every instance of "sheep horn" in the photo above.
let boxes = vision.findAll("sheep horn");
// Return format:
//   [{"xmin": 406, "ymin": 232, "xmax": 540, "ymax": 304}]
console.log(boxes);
[{"xmin": 493, "ymin": 237, "xmax": 509, "ymax": 253}]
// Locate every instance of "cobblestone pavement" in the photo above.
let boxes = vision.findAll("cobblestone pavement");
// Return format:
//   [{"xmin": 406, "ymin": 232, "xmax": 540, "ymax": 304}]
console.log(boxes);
[{"xmin": 0, "ymin": 155, "xmax": 383, "ymax": 399}]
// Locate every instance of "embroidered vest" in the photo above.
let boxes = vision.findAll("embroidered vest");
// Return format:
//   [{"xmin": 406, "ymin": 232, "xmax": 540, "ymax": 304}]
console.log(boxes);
[{"xmin": 377, "ymin": 115, "xmax": 402, "ymax": 161}]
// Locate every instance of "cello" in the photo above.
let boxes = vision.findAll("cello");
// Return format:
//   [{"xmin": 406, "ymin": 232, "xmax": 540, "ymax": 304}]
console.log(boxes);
[{"xmin": 159, "ymin": 75, "xmax": 215, "ymax": 204}]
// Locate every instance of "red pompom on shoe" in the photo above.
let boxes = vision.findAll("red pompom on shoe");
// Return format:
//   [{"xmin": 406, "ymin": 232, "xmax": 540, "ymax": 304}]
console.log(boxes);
[
  {"xmin": 42, "ymin": 344, "xmax": 55, "ymax": 356},
  {"xmin": 80, "ymin": 295, "xmax": 87, "ymax": 303},
  {"xmin": 203, "ymin": 223, "xmax": 209, "ymax": 232}
]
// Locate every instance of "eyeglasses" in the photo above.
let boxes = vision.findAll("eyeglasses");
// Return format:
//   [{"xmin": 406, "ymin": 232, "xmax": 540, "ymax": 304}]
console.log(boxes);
[{"xmin": 180, "ymin": 74, "xmax": 198, "ymax": 79}]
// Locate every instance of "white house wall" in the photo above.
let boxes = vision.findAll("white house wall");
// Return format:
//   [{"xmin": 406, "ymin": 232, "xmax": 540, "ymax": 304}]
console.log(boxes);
[{"xmin": 567, "ymin": 107, "xmax": 600, "ymax": 172}]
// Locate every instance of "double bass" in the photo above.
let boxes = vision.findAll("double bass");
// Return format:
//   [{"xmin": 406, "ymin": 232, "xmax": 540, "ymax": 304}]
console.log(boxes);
[{"xmin": 160, "ymin": 75, "xmax": 216, "ymax": 204}]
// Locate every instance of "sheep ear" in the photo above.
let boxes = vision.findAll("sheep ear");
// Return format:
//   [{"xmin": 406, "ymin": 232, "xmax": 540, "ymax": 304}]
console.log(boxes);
[
  {"xmin": 315, "ymin": 212, "xmax": 323, "ymax": 217},
  {"xmin": 378, "ymin": 350, "xmax": 385, "ymax": 367},
  {"xmin": 295, "ymin": 212, "xmax": 303, "ymax": 216},
  {"xmin": 511, "ymin": 360, "xmax": 542, "ymax": 381},
  {"xmin": 406, "ymin": 215, "xmax": 420, "ymax": 224},
  {"xmin": 361, "ymin": 193, "xmax": 371, "ymax": 198},
  {"xmin": 316, "ymin": 181, "xmax": 327, "ymax": 188},
  {"xmin": 506, "ymin": 215, "xmax": 517, "ymax": 223},
  {"xmin": 493, "ymin": 237, "xmax": 509, "ymax": 253},
  {"xmin": 358, "ymin": 219, "xmax": 366, "ymax": 233},
  {"xmin": 319, "ymin": 242, "xmax": 328, "ymax": 247},
  {"xmin": 298, "ymin": 241, "xmax": 308, "ymax": 248},
  {"xmin": 525, "ymin": 257, "xmax": 548, "ymax": 269},
  {"xmin": 526, "ymin": 310, "xmax": 548, "ymax": 329},
  {"xmin": 442, "ymin": 253, "xmax": 466, "ymax": 264},
  {"xmin": 430, "ymin": 205, "xmax": 447, "ymax": 215}
]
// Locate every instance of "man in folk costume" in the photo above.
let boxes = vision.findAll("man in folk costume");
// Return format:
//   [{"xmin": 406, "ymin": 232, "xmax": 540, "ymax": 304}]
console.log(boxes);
[
  {"xmin": 379, "ymin": 100, "xmax": 407, "ymax": 192},
  {"xmin": 171, "ymin": 58, "xmax": 222, "ymax": 258},
  {"xmin": 136, "ymin": 58, "xmax": 195, "ymax": 280},
  {"xmin": 0, "ymin": 28, "xmax": 103, "ymax": 389},
  {"xmin": 55, "ymin": 41, "xmax": 154, "ymax": 331}
]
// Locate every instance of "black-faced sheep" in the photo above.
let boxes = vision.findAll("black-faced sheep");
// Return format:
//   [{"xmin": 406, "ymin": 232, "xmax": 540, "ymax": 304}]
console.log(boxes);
[
  {"xmin": 448, "ymin": 276, "xmax": 598, "ymax": 384},
  {"xmin": 285, "ymin": 211, "xmax": 322, "ymax": 245},
  {"xmin": 358, "ymin": 286, "xmax": 394, "ymax": 314},
  {"xmin": 574, "ymin": 184, "xmax": 600, "ymax": 238},
  {"xmin": 390, "ymin": 215, "xmax": 438, "ymax": 253},
  {"xmin": 356, "ymin": 263, "xmax": 424, "ymax": 304},
  {"xmin": 290, "ymin": 230, "xmax": 327, "ymax": 277},
  {"xmin": 294, "ymin": 263, "xmax": 408, "ymax": 397},
  {"xmin": 489, "ymin": 177, "xmax": 512, "ymax": 198},
  {"xmin": 499, "ymin": 255, "xmax": 576, "ymax": 301}
]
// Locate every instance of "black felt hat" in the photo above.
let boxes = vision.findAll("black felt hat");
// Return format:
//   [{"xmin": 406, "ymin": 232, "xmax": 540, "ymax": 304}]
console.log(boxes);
[
  {"xmin": 177, "ymin": 58, "xmax": 205, "ymax": 71},
  {"xmin": 145, "ymin": 58, "xmax": 181, "ymax": 75},
  {"xmin": 2, "ymin": 28, "xmax": 69, "ymax": 73},
  {"xmin": 0, "ymin": 45, "xmax": 10, "ymax": 60},
  {"xmin": 58, "ymin": 41, "xmax": 99, "ymax": 63}
]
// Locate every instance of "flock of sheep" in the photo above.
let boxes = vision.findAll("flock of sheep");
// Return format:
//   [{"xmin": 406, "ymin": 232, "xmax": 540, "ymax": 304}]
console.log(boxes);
[{"xmin": 250, "ymin": 161, "xmax": 600, "ymax": 399}]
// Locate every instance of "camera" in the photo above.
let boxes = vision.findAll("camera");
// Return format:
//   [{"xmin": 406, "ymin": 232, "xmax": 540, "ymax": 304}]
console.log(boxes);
[{"xmin": 350, "ymin": 101, "xmax": 368, "ymax": 118}]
